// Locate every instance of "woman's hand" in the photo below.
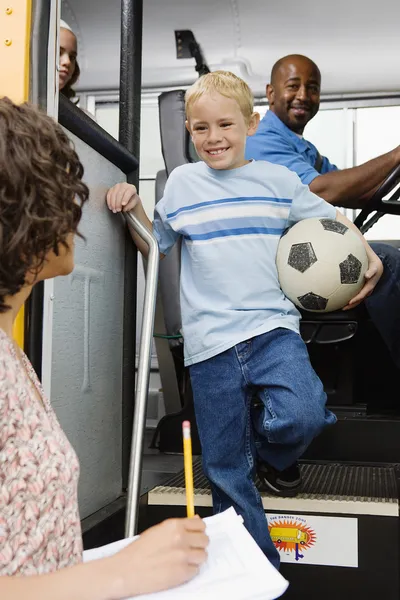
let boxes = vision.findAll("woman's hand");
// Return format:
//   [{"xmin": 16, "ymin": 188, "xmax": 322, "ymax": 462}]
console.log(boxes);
[{"xmin": 107, "ymin": 516, "xmax": 209, "ymax": 598}]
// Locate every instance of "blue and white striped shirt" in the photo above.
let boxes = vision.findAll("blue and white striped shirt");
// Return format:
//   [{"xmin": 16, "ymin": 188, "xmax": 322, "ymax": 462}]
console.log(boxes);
[{"xmin": 153, "ymin": 160, "xmax": 336, "ymax": 366}]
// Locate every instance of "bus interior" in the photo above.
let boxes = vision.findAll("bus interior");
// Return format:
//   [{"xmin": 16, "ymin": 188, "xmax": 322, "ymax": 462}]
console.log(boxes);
[{"xmin": 2, "ymin": 0, "xmax": 400, "ymax": 597}]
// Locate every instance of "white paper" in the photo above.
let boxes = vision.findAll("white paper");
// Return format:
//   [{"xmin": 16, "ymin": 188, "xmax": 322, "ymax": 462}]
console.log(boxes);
[
  {"xmin": 83, "ymin": 508, "xmax": 288, "ymax": 600},
  {"xmin": 83, "ymin": 535, "xmax": 137, "ymax": 562}
]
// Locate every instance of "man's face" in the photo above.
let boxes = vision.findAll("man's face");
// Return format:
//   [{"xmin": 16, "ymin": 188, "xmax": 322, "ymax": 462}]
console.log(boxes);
[{"xmin": 267, "ymin": 58, "xmax": 321, "ymax": 134}]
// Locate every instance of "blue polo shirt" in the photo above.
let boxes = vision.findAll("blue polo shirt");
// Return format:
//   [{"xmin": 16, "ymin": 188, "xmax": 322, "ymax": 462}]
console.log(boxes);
[{"xmin": 245, "ymin": 110, "xmax": 338, "ymax": 185}]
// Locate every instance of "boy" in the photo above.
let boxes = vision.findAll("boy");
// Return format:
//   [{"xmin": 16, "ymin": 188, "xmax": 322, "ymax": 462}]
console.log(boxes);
[{"xmin": 106, "ymin": 71, "xmax": 383, "ymax": 567}]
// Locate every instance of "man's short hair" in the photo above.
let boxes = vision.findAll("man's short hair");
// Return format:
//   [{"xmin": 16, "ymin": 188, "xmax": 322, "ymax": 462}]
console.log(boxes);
[
  {"xmin": 270, "ymin": 55, "xmax": 321, "ymax": 85},
  {"xmin": 185, "ymin": 70, "xmax": 254, "ymax": 123}
]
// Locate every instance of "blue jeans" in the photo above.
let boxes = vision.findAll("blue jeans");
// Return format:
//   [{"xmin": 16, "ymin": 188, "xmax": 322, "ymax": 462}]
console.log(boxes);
[
  {"xmin": 367, "ymin": 243, "xmax": 400, "ymax": 369},
  {"xmin": 189, "ymin": 328, "xmax": 336, "ymax": 568}
]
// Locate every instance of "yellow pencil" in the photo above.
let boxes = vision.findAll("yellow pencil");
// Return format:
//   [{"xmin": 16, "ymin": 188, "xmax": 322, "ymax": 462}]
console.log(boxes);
[{"xmin": 182, "ymin": 420, "xmax": 195, "ymax": 518}]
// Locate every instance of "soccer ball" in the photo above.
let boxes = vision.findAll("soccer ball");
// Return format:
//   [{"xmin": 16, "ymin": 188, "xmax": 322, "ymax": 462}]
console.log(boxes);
[{"xmin": 276, "ymin": 217, "xmax": 368, "ymax": 312}]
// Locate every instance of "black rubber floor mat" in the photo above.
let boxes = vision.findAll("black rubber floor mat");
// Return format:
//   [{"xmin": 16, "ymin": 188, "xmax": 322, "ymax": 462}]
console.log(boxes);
[{"xmin": 154, "ymin": 461, "xmax": 398, "ymax": 501}]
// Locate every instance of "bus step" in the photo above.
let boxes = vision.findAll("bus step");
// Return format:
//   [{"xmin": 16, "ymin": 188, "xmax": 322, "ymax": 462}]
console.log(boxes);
[{"xmin": 148, "ymin": 461, "xmax": 399, "ymax": 516}]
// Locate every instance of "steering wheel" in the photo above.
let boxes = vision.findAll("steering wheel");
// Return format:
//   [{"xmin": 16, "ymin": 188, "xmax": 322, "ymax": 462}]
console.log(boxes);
[{"xmin": 354, "ymin": 163, "xmax": 400, "ymax": 234}]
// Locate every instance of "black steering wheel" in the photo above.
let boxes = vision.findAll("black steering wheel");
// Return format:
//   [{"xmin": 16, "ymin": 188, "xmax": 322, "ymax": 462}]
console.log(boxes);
[{"xmin": 354, "ymin": 163, "xmax": 400, "ymax": 234}]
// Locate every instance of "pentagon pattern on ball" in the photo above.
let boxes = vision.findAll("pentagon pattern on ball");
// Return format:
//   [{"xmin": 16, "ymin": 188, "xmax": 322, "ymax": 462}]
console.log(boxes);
[
  {"xmin": 288, "ymin": 242, "xmax": 317, "ymax": 273},
  {"xmin": 340, "ymin": 253, "xmax": 362, "ymax": 284},
  {"xmin": 320, "ymin": 219, "xmax": 348, "ymax": 235},
  {"xmin": 298, "ymin": 292, "xmax": 328, "ymax": 311}
]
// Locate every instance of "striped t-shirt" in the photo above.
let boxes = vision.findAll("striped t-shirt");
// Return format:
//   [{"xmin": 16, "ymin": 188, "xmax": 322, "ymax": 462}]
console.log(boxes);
[{"xmin": 153, "ymin": 160, "xmax": 336, "ymax": 366}]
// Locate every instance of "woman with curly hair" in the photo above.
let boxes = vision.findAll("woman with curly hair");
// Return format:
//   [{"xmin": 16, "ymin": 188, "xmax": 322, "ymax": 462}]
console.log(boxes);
[
  {"xmin": 0, "ymin": 98, "xmax": 208, "ymax": 599},
  {"xmin": 59, "ymin": 20, "xmax": 80, "ymax": 99}
]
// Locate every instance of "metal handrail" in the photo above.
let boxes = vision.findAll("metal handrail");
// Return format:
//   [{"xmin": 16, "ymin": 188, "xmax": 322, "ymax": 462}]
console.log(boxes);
[{"xmin": 124, "ymin": 212, "xmax": 159, "ymax": 537}]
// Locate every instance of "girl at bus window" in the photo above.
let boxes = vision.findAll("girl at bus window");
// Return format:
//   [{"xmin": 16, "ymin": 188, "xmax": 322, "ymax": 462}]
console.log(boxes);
[
  {"xmin": 0, "ymin": 97, "xmax": 208, "ymax": 599},
  {"xmin": 59, "ymin": 20, "xmax": 80, "ymax": 99}
]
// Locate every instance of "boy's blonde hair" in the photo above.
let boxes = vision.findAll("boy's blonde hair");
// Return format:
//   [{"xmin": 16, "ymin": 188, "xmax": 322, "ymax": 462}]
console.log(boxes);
[{"xmin": 185, "ymin": 71, "xmax": 254, "ymax": 123}]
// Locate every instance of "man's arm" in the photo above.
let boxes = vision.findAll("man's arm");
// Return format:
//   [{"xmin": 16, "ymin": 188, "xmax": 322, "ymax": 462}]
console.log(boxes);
[{"xmin": 310, "ymin": 146, "xmax": 400, "ymax": 208}]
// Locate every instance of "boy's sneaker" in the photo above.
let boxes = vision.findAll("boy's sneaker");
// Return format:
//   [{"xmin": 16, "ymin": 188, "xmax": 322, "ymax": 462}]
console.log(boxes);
[{"xmin": 257, "ymin": 461, "xmax": 302, "ymax": 497}]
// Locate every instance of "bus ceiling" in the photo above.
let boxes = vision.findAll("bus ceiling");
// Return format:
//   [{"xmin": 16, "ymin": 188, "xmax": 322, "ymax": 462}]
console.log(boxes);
[{"xmin": 61, "ymin": 0, "xmax": 400, "ymax": 96}]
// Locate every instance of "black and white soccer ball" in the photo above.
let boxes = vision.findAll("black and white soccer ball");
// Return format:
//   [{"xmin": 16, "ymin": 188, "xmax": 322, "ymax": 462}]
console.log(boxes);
[{"xmin": 276, "ymin": 218, "xmax": 368, "ymax": 312}]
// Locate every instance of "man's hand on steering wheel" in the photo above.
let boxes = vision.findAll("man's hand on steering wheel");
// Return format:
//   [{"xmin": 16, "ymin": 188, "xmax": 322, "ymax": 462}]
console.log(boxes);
[{"xmin": 355, "ymin": 163, "xmax": 400, "ymax": 233}]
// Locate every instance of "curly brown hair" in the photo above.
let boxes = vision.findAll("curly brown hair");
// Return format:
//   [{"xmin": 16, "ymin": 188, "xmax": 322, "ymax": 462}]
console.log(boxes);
[{"xmin": 0, "ymin": 98, "xmax": 89, "ymax": 312}]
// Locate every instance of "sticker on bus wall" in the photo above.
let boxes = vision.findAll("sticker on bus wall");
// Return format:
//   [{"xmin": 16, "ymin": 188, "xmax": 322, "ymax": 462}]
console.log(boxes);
[{"xmin": 265, "ymin": 513, "xmax": 358, "ymax": 568}]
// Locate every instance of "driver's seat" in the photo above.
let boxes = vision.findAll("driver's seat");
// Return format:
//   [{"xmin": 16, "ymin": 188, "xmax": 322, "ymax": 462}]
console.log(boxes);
[{"xmin": 152, "ymin": 89, "xmax": 394, "ymax": 455}]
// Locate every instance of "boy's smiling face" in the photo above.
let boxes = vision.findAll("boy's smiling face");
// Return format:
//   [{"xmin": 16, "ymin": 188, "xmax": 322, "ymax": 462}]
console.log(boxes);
[{"xmin": 186, "ymin": 92, "xmax": 259, "ymax": 171}]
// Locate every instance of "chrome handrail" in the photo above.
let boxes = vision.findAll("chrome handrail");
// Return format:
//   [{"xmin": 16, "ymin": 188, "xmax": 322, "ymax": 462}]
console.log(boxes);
[{"xmin": 124, "ymin": 212, "xmax": 159, "ymax": 537}]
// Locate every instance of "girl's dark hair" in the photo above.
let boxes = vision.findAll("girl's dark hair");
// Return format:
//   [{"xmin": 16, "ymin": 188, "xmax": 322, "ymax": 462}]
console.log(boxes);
[
  {"xmin": 60, "ymin": 58, "xmax": 81, "ymax": 100},
  {"xmin": 0, "ymin": 98, "xmax": 89, "ymax": 312}
]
